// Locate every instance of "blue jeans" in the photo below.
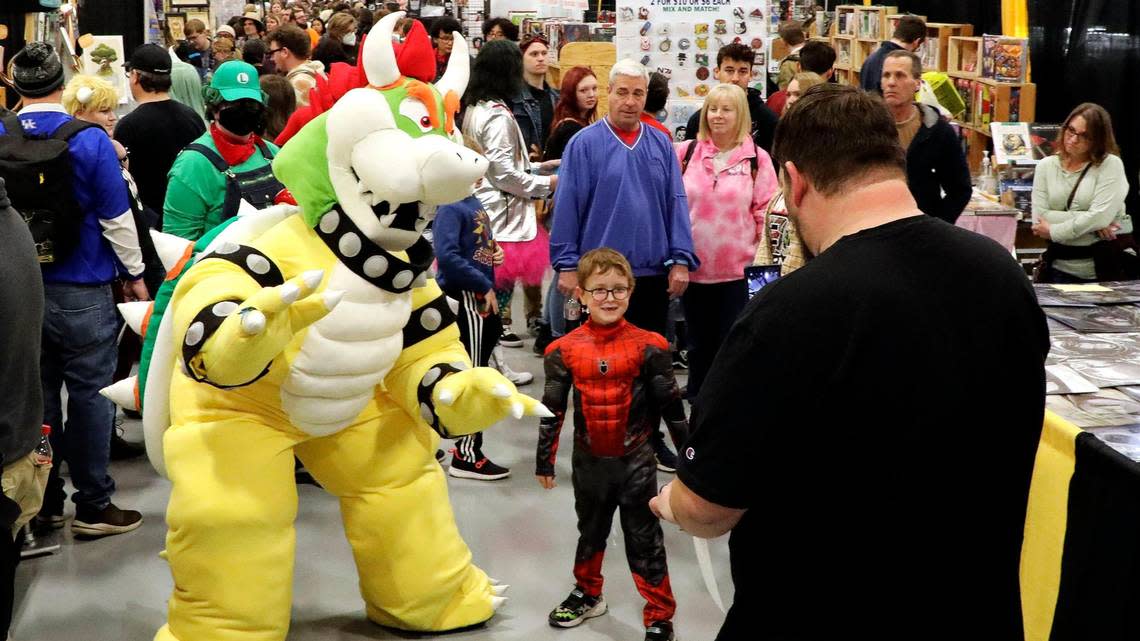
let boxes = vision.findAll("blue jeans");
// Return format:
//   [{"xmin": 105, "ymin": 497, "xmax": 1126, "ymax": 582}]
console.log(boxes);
[
  {"xmin": 41, "ymin": 283, "xmax": 118, "ymax": 511},
  {"xmin": 544, "ymin": 280, "xmax": 568, "ymax": 337}
]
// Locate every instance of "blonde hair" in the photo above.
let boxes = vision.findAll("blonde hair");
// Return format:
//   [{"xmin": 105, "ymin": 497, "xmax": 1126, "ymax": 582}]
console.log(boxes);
[
  {"xmin": 697, "ymin": 83, "xmax": 751, "ymax": 144},
  {"xmin": 61, "ymin": 75, "xmax": 118, "ymax": 116},
  {"xmin": 577, "ymin": 248, "xmax": 634, "ymax": 289},
  {"xmin": 791, "ymin": 72, "xmax": 825, "ymax": 93}
]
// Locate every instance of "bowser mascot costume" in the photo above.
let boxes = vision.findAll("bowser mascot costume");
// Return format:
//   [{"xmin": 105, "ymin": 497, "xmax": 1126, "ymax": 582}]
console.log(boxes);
[{"xmin": 101, "ymin": 12, "xmax": 550, "ymax": 641}]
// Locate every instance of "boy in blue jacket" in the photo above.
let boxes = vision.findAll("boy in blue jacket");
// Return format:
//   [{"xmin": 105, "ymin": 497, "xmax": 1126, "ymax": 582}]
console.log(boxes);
[{"xmin": 433, "ymin": 194, "xmax": 511, "ymax": 480}]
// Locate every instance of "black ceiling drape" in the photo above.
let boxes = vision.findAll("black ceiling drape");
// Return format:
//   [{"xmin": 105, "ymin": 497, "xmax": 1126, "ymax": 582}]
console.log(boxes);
[
  {"xmin": 890, "ymin": 0, "xmax": 1002, "ymax": 36},
  {"xmin": 1029, "ymin": 0, "xmax": 1140, "ymax": 211}
]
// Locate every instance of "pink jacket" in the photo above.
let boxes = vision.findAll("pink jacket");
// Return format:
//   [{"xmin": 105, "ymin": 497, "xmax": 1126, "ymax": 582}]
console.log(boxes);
[{"xmin": 675, "ymin": 139, "xmax": 779, "ymax": 284}]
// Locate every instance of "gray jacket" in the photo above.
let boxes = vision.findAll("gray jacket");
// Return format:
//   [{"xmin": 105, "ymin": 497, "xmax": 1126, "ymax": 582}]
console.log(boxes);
[{"xmin": 462, "ymin": 99, "xmax": 552, "ymax": 242}]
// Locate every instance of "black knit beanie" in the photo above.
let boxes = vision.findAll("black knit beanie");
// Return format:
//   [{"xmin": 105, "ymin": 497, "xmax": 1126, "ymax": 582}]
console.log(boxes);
[{"xmin": 11, "ymin": 43, "xmax": 65, "ymax": 98}]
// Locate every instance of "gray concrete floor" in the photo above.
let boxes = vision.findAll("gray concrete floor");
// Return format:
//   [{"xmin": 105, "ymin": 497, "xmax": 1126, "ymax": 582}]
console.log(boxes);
[{"xmin": 12, "ymin": 335, "xmax": 733, "ymax": 641}]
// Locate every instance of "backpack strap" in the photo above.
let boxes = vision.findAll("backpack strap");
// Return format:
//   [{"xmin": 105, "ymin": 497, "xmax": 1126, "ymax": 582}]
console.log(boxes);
[
  {"xmin": 2, "ymin": 114, "xmax": 25, "ymax": 138},
  {"xmin": 50, "ymin": 118, "xmax": 98, "ymax": 142},
  {"xmin": 680, "ymin": 139, "xmax": 698, "ymax": 175},
  {"xmin": 749, "ymin": 139, "xmax": 759, "ymax": 183},
  {"xmin": 185, "ymin": 143, "xmax": 232, "ymax": 173}
]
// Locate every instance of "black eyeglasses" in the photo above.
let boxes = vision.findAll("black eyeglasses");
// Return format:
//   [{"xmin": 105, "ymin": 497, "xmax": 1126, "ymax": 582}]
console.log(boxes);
[
  {"xmin": 1064, "ymin": 125, "xmax": 1090, "ymax": 141},
  {"xmin": 583, "ymin": 286, "xmax": 631, "ymax": 301},
  {"xmin": 268, "ymin": 47, "xmax": 285, "ymax": 55}
]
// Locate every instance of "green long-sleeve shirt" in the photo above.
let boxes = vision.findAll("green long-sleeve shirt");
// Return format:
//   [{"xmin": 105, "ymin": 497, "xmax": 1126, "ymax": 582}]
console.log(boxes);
[{"xmin": 1032, "ymin": 153, "xmax": 1131, "ymax": 280}]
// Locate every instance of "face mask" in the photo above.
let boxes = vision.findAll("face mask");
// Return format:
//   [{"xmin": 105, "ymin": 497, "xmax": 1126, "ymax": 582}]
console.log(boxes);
[
  {"xmin": 342, "ymin": 32, "xmax": 357, "ymax": 46},
  {"xmin": 217, "ymin": 101, "xmax": 265, "ymax": 137}
]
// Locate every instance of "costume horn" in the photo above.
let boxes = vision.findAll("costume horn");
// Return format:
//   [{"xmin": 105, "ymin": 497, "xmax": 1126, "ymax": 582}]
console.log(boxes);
[
  {"xmin": 434, "ymin": 32, "xmax": 470, "ymax": 97},
  {"xmin": 363, "ymin": 11, "xmax": 403, "ymax": 87}
]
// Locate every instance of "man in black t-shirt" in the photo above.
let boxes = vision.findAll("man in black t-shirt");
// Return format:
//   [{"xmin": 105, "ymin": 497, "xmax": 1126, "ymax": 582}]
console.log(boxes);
[
  {"xmin": 651, "ymin": 84, "xmax": 1049, "ymax": 641},
  {"xmin": 115, "ymin": 44, "xmax": 207, "ymax": 224}
]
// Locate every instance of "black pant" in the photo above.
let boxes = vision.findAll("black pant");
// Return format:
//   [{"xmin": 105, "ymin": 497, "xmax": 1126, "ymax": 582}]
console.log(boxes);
[
  {"xmin": 453, "ymin": 291, "xmax": 502, "ymax": 459},
  {"xmin": 570, "ymin": 444, "xmax": 675, "ymax": 626},
  {"xmin": 625, "ymin": 274, "xmax": 669, "ymax": 336},
  {"xmin": 0, "ymin": 493, "xmax": 21, "ymax": 636},
  {"xmin": 682, "ymin": 279, "xmax": 748, "ymax": 401}
]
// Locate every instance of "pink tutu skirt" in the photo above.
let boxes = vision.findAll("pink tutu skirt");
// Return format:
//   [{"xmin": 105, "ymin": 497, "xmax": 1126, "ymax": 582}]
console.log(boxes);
[{"xmin": 494, "ymin": 226, "xmax": 550, "ymax": 289}]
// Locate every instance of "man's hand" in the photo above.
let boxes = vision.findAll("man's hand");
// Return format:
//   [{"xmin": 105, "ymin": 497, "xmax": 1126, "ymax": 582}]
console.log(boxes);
[
  {"xmin": 1031, "ymin": 219, "xmax": 1052, "ymax": 240},
  {"xmin": 485, "ymin": 289, "xmax": 499, "ymax": 316},
  {"xmin": 650, "ymin": 481, "xmax": 677, "ymax": 524},
  {"xmin": 557, "ymin": 270, "xmax": 578, "ymax": 295},
  {"xmin": 667, "ymin": 264, "xmax": 690, "ymax": 298},
  {"xmin": 529, "ymin": 143, "xmax": 542, "ymax": 162},
  {"xmin": 491, "ymin": 242, "xmax": 505, "ymax": 266},
  {"xmin": 124, "ymin": 278, "xmax": 150, "ymax": 302},
  {"xmin": 536, "ymin": 475, "xmax": 557, "ymax": 490},
  {"xmin": 1097, "ymin": 222, "xmax": 1122, "ymax": 241}
]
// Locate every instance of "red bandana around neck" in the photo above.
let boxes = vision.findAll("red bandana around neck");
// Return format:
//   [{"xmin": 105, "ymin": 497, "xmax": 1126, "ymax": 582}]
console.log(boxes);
[{"xmin": 210, "ymin": 123, "xmax": 262, "ymax": 166}]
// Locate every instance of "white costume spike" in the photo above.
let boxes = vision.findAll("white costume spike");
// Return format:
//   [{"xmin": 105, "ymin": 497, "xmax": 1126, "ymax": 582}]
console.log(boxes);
[
  {"xmin": 491, "ymin": 596, "xmax": 508, "ymax": 611},
  {"xmin": 118, "ymin": 301, "xmax": 152, "ymax": 336},
  {"xmin": 491, "ymin": 584, "xmax": 509, "ymax": 596},
  {"xmin": 434, "ymin": 32, "xmax": 470, "ymax": 98},
  {"xmin": 363, "ymin": 11, "xmax": 403, "ymax": 87},
  {"xmin": 151, "ymin": 230, "xmax": 194, "ymax": 273},
  {"xmin": 100, "ymin": 376, "xmax": 139, "ymax": 411}
]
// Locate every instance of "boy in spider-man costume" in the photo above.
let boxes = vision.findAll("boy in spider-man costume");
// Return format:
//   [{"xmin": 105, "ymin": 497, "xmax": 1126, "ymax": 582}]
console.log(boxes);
[{"xmin": 536, "ymin": 248, "xmax": 688, "ymax": 641}]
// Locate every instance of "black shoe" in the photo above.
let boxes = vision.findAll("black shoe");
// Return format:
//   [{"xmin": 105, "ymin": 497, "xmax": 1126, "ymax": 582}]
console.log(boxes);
[
  {"xmin": 35, "ymin": 501, "xmax": 67, "ymax": 531},
  {"xmin": 549, "ymin": 586, "xmax": 607, "ymax": 628},
  {"xmin": 448, "ymin": 455, "xmax": 511, "ymax": 481},
  {"xmin": 110, "ymin": 433, "xmax": 146, "ymax": 461},
  {"xmin": 72, "ymin": 502, "xmax": 142, "ymax": 538},
  {"xmin": 533, "ymin": 324, "xmax": 553, "ymax": 355},
  {"xmin": 527, "ymin": 318, "xmax": 545, "ymax": 337},
  {"xmin": 500, "ymin": 331, "xmax": 524, "ymax": 348},
  {"xmin": 645, "ymin": 620, "xmax": 675, "ymax": 641},
  {"xmin": 20, "ymin": 527, "xmax": 60, "ymax": 559},
  {"xmin": 435, "ymin": 449, "xmax": 446, "ymax": 463},
  {"xmin": 652, "ymin": 437, "xmax": 678, "ymax": 473}
]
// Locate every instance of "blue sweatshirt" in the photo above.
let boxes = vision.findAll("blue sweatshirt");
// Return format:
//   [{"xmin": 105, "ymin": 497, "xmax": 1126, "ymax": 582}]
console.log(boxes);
[
  {"xmin": 550, "ymin": 119, "xmax": 698, "ymax": 277},
  {"xmin": 433, "ymin": 196, "xmax": 496, "ymax": 297}
]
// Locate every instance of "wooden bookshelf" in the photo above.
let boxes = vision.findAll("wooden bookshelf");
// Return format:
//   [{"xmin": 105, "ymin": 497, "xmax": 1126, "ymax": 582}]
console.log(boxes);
[
  {"xmin": 921, "ymin": 23, "xmax": 973, "ymax": 72},
  {"xmin": 833, "ymin": 34, "xmax": 854, "ymax": 70},
  {"xmin": 948, "ymin": 36, "xmax": 983, "ymax": 77}
]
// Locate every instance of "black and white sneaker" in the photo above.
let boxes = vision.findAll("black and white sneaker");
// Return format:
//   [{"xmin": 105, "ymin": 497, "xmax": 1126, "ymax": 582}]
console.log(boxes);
[
  {"xmin": 548, "ymin": 586, "xmax": 607, "ymax": 628},
  {"xmin": 671, "ymin": 350, "xmax": 689, "ymax": 370},
  {"xmin": 72, "ymin": 503, "xmax": 142, "ymax": 538},
  {"xmin": 645, "ymin": 620, "xmax": 675, "ymax": 641},
  {"xmin": 500, "ymin": 331, "xmax": 524, "ymax": 348},
  {"xmin": 449, "ymin": 455, "xmax": 511, "ymax": 481},
  {"xmin": 652, "ymin": 437, "xmax": 678, "ymax": 473}
]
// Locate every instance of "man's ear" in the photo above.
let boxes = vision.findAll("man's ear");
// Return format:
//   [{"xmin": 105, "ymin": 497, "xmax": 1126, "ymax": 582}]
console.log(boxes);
[{"xmin": 783, "ymin": 160, "xmax": 809, "ymax": 209}]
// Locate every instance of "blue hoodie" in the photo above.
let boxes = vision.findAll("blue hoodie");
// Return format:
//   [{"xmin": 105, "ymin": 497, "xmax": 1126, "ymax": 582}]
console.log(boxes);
[{"xmin": 433, "ymin": 196, "xmax": 496, "ymax": 297}]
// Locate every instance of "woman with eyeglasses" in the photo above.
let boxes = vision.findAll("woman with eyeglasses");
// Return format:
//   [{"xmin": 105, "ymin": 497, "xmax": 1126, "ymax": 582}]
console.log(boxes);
[
  {"xmin": 429, "ymin": 16, "xmax": 464, "ymax": 83},
  {"xmin": 1032, "ymin": 103, "xmax": 1134, "ymax": 282}
]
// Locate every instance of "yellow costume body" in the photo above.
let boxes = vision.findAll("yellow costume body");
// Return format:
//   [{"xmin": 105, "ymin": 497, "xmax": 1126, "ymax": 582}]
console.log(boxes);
[{"xmin": 98, "ymin": 14, "xmax": 548, "ymax": 640}]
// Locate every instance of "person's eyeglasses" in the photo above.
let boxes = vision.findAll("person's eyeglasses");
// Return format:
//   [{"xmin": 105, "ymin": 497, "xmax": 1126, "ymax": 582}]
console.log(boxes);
[
  {"xmin": 268, "ymin": 47, "xmax": 284, "ymax": 55},
  {"xmin": 583, "ymin": 286, "xmax": 631, "ymax": 301},
  {"xmin": 1065, "ymin": 125, "xmax": 1090, "ymax": 141}
]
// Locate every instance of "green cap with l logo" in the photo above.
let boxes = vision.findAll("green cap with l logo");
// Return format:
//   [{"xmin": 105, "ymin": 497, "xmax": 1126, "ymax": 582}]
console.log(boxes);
[{"xmin": 209, "ymin": 60, "xmax": 263, "ymax": 103}]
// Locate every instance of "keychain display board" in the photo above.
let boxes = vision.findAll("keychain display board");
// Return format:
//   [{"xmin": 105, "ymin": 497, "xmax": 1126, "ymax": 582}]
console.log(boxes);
[{"xmin": 615, "ymin": 0, "xmax": 770, "ymax": 142}]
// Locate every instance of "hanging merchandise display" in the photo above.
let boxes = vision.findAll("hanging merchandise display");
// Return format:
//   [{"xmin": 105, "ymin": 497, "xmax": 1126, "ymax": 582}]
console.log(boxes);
[{"xmin": 615, "ymin": 0, "xmax": 770, "ymax": 142}]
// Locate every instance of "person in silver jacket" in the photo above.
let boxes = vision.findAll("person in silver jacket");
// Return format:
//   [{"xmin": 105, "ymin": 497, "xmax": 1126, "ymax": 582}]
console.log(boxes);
[{"xmin": 463, "ymin": 39, "xmax": 556, "ymax": 347}]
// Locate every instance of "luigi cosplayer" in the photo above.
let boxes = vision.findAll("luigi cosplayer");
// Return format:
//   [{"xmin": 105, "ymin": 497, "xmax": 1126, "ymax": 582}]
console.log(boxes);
[{"xmin": 162, "ymin": 60, "xmax": 285, "ymax": 242}]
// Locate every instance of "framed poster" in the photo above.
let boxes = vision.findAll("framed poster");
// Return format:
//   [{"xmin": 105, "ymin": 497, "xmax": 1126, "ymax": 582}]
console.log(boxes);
[
  {"xmin": 170, "ymin": 0, "xmax": 209, "ymax": 6},
  {"xmin": 166, "ymin": 13, "xmax": 187, "ymax": 43},
  {"xmin": 185, "ymin": 10, "xmax": 210, "ymax": 27},
  {"xmin": 81, "ymin": 35, "xmax": 129, "ymax": 104}
]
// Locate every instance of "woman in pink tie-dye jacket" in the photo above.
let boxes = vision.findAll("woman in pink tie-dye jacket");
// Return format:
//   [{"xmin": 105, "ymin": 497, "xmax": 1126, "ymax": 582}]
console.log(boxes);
[{"xmin": 675, "ymin": 83, "xmax": 778, "ymax": 402}]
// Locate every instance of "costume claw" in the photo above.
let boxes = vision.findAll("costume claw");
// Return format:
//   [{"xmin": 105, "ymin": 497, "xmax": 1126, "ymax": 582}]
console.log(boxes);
[
  {"xmin": 532, "ymin": 403, "xmax": 555, "ymax": 419},
  {"xmin": 437, "ymin": 388, "xmax": 456, "ymax": 406},
  {"xmin": 491, "ymin": 383, "xmax": 512, "ymax": 399},
  {"xmin": 279, "ymin": 283, "xmax": 301, "ymax": 305},
  {"xmin": 322, "ymin": 289, "xmax": 345, "ymax": 310},
  {"xmin": 489, "ymin": 578, "xmax": 501, "ymax": 585},
  {"xmin": 301, "ymin": 269, "xmax": 325, "ymax": 290},
  {"xmin": 240, "ymin": 309, "xmax": 267, "ymax": 335},
  {"xmin": 491, "ymin": 584, "xmax": 509, "ymax": 596},
  {"xmin": 510, "ymin": 401, "xmax": 524, "ymax": 420},
  {"xmin": 491, "ymin": 596, "xmax": 508, "ymax": 611}
]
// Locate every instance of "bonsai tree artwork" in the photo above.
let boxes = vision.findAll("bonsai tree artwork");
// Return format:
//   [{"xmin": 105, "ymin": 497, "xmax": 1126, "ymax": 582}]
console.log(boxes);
[{"xmin": 90, "ymin": 43, "xmax": 117, "ymax": 76}]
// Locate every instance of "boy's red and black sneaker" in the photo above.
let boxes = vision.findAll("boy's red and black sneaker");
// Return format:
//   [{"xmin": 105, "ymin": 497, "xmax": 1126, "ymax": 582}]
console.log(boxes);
[
  {"xmin": 448, "ymin": 455, "xmax": 511, "ymax": 481},
  {"xmin": 548, "ymin": 586, "xmax": 607, "ymax": 628},
  {"xmin": 645, "ymin": 620, "xmax": 675, "ymax": 641}
]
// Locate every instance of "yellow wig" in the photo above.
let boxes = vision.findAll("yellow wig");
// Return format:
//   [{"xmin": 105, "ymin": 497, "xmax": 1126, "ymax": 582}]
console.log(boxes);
[{"xmin": 61, "ymin": 74, "xmax": 119, "ymax": 116}]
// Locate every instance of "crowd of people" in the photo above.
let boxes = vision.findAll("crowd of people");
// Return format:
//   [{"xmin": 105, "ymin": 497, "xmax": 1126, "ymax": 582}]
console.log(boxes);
[{"xmin": 0, "ymin": 3, "xmax": 1127, "ymax": 641}]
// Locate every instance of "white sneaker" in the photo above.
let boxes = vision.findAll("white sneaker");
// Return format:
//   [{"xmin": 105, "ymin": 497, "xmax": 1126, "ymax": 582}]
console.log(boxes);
[{"xmin": 491, "ymin": 345, "xmax": 534, "ymax": 386}]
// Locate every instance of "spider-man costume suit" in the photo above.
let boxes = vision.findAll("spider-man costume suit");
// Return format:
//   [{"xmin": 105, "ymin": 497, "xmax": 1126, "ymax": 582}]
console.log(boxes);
[{"xmin": 537, "ymin": 318, "xmax": 689, "ymax": 627}]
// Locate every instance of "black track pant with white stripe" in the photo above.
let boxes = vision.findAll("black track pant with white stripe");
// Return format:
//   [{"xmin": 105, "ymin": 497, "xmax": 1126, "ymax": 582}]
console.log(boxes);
[{"xmin": 452, "ymin": 291, "xmax": 502, "ymax": 461}]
